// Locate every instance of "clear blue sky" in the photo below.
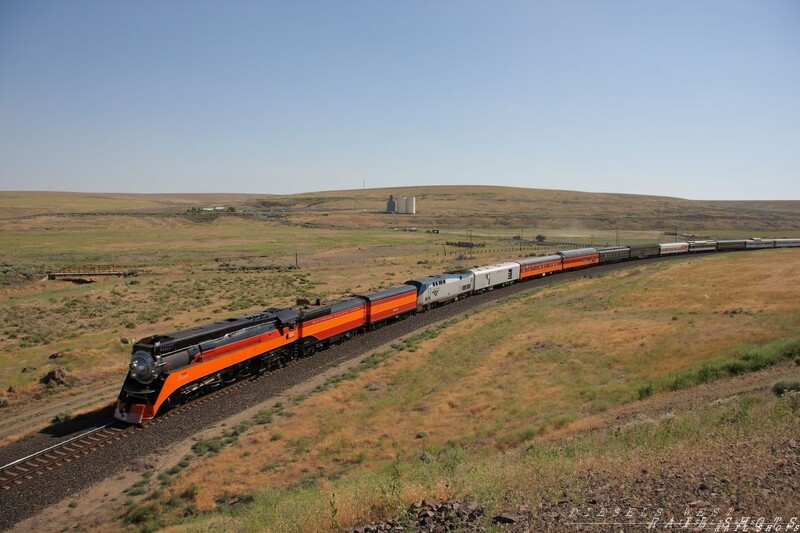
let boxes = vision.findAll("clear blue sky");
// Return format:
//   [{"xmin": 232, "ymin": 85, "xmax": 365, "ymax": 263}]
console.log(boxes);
[{"xmin": 1, "ymin": 1, "xmax": 798, "ymax": 199}]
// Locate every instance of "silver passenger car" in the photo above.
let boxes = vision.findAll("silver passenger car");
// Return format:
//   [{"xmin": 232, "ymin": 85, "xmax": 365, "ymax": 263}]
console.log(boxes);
[
  {"xmin": 774, "ymin": 239, "xmax": 800, "ymax": 248},
  {"xmin": 746, "ymin": 238, "xmax": 775, "ymax": 249}
]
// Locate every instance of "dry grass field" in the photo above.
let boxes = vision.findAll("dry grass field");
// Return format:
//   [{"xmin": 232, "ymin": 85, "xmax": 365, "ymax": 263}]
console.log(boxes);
[
  {"xmin": 276, "ymin": 186, "xmax": 800, "ymax": 233},
  {"xmin": 0, "ymin": 187, "xmax": 798, "ymax": 436},
  {"xmin": 1, "ymin": 189, "xmax": 799, "ymax": 531},
  {"xmin": 83, "ymin": 250, "xmax": 799, "ymax": 532}
]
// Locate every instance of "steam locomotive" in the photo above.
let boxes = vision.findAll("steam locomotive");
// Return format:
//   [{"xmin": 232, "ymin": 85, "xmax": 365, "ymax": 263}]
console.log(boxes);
[{"xmin": 115, "ymin": 237, "xmax": 800, "ymax": 423}]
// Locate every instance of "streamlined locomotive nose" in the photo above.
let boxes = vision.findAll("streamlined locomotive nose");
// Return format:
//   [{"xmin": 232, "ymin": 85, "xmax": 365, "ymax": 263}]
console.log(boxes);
[{"xmin": 129, "ymin": 351, "xmax": 157, "ymax": 384}]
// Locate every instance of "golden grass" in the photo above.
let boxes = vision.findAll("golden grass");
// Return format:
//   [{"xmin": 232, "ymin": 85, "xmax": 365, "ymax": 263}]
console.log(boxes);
[
  {"xmin": 0, "ymin": 191, "xmax": 260, "ymax": 217},
  {"xmin": 2, "ymin": 188, "xmax": 798, "ymax": 528},
  {"xmin": 0, "ymin": 201, "xmax": 577, "ymax": 410},
  {"xmin": 159, "ymin": 250, "xmax": 800, "ymax": 529},
  {"xmin": 3, "ymin": 187, "xmax": 800, "ymax": 233}
]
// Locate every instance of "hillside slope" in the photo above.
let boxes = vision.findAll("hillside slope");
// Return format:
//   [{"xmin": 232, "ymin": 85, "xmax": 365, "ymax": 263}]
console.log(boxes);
[{"xmin": 2, "ymin": 187, "xmax": 799, "ymax": 231}]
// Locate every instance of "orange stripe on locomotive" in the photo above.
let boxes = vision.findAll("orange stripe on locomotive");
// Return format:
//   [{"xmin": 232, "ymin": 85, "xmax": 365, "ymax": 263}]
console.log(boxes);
[{"xmin": 125, "ymin": 327, "xmax": 298, "ymax": 421}]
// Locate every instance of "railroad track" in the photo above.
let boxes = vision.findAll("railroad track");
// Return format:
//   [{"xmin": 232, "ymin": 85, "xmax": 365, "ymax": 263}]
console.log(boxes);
[
  {"xmin": 0, "ymin": 348, "xmax": 333, "ymax": 491},
  {"xmin": 0, "ymin": 423, "xmax": 133, "ymax": 490}
]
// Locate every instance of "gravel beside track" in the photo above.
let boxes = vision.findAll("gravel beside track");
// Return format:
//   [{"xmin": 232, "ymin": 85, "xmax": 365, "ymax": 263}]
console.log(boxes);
[{"xmin": 0, "ymin": 256, "xmax": 680, "ymax": 530}]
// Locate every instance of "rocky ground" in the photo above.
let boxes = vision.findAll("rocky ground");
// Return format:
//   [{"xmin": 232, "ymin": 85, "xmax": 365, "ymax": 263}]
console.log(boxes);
[
  {"xmin": 350, "ymin": 447, "xmax": 800, "ymax": 533},
  {"xmin": 348, "ymin": 367, "xmax": 800, "ymax": 533}
]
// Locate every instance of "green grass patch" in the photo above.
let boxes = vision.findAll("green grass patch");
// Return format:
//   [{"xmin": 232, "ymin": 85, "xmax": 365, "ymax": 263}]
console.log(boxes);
[
  {"xmin": 658, "ymin": 337, "xmax": 800, "ymax": 393},
  {"xmin": 192, "ymin": 423, "xmax": 253, "ymax": 457}
]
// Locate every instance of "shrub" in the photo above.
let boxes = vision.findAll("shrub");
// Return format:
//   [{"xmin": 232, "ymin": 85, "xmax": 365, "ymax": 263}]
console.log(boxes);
[
  {"xmin": 254, "ymin": 411, "xmax": 273, "ymax": 425},
  {"xmin": 52, "ymin": 411, "xmax": 71, "ymax": 423},
  {"xmin": 192, "ymin": 438, "xmax": 223, "ymax": 456},
  {"xmin": 166, "ymin": 463, "xmax": 185, "ymax": 476},
  {"xmin": 126, "ymin": 485, "xmax": 146, "ymax": 496},
  {"xmin": 180, "ymin": 485, "xmax": 198, "ymax": 500},
  {"xmin": 669, "ymin": 374, "xmax": 692, "ymax": 391},
  {"xmin": 638, "ymin": 384, "xmax": 653, "ymax": 400},
  {"xmin": 123, "ymin": 501, "xmax": 163, "ymax": 527},
  {"xmin": 772, "ymin": 380, "xmax": 800, "ymax": 396},
  {"xmin": 518, "ymin": 426, "xmax": 537, "ymax": 441},
  {"xmin": 696, "ymin": 364, "xmax": 720, "ymax": 384}
]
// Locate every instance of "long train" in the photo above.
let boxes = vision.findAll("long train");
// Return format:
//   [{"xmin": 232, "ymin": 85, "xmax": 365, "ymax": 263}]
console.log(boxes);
[{"xmin": 115, "ymin": 237, "xmax": 800, "ymax": 423}]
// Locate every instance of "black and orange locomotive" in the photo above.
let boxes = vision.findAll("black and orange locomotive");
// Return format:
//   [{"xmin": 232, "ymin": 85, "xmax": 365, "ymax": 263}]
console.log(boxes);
[{"xmin": 116, "ymin": 238, "xmax": 800, "ymax": 423}]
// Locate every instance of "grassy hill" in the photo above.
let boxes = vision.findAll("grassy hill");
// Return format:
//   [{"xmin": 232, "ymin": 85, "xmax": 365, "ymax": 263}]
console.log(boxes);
[
  {"xmin": 2, "ymin": 187, "xmax": 800, "ymax": 232},
  {"xmin": 263, "ymin": 185, "xmax": 800, "ymax": 232},
  {"xmin": 0, "ymin": 191, "xmax": 262, "ymax": 217}
]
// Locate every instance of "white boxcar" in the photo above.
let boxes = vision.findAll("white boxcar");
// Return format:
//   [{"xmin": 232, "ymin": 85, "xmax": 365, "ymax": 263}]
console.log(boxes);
[
  {"xmin": 405, "ymin": 272, "xmax": 475, "ymax": 309},
  {"xmin": 659, "ymin": 242, "xmax": 689, "ymax": 255},
  {"xmin": 467, "ymin": 262, "xmax": 520, "ymax": 292}
]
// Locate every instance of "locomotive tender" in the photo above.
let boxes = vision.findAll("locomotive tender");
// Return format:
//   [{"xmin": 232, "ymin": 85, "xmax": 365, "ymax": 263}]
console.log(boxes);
[{"xmin": 115, "ymin": 238, "xmax": 800, "ymax": 423}]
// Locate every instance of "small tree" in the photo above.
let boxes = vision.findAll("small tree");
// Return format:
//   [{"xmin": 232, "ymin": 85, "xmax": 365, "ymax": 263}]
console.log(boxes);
[{"xmin": 535, "ymin": 234, "xmax": 546, "ymax": 243}]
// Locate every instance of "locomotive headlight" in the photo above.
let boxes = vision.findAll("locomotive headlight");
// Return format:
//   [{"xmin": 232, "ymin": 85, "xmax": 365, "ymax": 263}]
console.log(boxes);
[{"xmin": 129, "ymin": 351, "xmax": 158, "ymax": 384}]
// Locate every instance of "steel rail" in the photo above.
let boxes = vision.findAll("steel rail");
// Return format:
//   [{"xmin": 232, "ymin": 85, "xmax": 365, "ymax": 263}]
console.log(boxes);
[{"xmin": 0, "ymin": 424, "xmax": 131, "ymax": 490}]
